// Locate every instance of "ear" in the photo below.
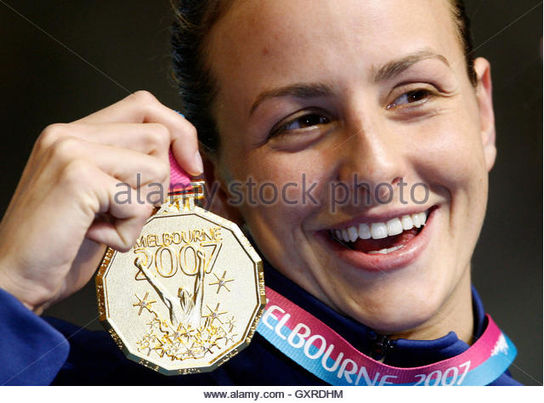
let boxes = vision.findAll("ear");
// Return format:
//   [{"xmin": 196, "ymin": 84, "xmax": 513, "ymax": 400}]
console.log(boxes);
[
  {"xmin": 473, "ymin": 57, "xmax": 496, "ymax": 172},
  {"xmin": 201, "ymin": 153, "xmax": 244, "ymax": 225}
]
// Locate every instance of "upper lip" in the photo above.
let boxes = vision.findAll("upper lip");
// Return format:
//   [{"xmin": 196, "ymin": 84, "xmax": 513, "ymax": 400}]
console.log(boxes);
[{"xmin": 327, "ymin": 205, "xmax": 435, "ymax": 230}]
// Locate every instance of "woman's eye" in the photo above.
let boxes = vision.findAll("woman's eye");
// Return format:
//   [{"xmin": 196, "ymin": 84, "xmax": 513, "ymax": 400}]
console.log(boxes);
[
  {"xmin": 387, "ymin": 89, "xmax": 433, "ymax": 110},
  {"xmin": 271, "ymin": 112, "xmax": 331, "ymax": 136}
]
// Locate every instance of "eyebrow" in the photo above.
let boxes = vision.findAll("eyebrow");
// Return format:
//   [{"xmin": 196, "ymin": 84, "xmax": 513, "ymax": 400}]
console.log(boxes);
[
  {"xmin": 373, "ymin": 50, "xmax": 450, "ymax": 83},
  {"xmin": 248, "ymin": 50, "xmax": 450, "ymax": 117},
  {"xmin": 249, "ymin": 83, "xmax": 333, "ymax": 117}
]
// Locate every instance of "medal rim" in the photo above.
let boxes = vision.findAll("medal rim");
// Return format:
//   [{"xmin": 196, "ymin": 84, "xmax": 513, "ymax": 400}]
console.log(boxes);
[{"xmin": 96, "ymin": 205, "xmax": 266, "ymax": 376}]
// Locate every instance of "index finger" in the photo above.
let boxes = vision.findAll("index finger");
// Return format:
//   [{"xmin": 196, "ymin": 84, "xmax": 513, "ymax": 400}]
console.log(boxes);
[{"xmin": 76, "ymin": 90, "xmax": 203, "ymax": 176}]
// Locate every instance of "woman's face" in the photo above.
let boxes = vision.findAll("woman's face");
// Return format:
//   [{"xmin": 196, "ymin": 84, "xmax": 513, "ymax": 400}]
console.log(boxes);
[{"xmin": 206, "ymin": 0, "xmax": 496, "ymax": 334}]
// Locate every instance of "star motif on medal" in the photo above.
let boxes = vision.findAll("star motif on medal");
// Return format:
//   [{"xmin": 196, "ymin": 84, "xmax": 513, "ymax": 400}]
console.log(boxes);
[
  {"xmin": 225, "ymin": 315, "xmax": 236, "ymax": 332},
  {"xmin": 224, "ymin": 333, "xmax": 238, "ymax": 346},
  {"xmin": 204, "ymin": 303, "xmax": 227, "ymax": 324},
  {"xmin": 132, "ymin": 292, "xmax": 157, "ymax": 315},
  {"xmin": 136, "ymin": 338, "xmax": 154, "ymax": 356},
  {"xmin": 209, "ymin": 270, "xmax": 234, "ymax": 294},
  {"xmin": 202, "ymin": 340, "xmax": 218, "ymax": 355},
  {"xmin": 169, "ymin": 330, "xmax": 182, "ymax": 341},
  {"xmin": 146, "ymin": 318, "xmax": 162, "ymax": 331},
  {"xmin": 167, "ymin": 323, "xmax": 191, "ymax": 344},
  {"xmin": 163, "ymin": 342, "xmax": 182, "ymax": 359},
  {"xmin": 184, "ymin": 342, "xmax": 201, "ymax": 359},
  {"xmin": 153, "ymin": 341, "xmax": 167, "ymax": 358}
]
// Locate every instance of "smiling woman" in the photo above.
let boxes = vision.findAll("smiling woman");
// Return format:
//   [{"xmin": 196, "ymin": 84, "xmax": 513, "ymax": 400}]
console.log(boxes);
[
  {"xmin": 0, "ymin": 0, "xmax": 541, "ymax": 387},
  {"xmin": 188, "ymin": 0, "xmax": 495, "ymax": 341}
]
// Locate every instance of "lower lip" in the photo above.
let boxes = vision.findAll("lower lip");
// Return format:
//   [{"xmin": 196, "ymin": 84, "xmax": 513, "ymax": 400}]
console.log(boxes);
[{"xmin": 317, "ymin": 207, "xmax": 437, "ymax": 273}]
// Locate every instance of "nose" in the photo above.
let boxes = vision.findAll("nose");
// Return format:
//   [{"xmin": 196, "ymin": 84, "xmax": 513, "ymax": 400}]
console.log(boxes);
[{"xmin": 336, "ymin": 111, "xmax": 407, "ymax": 206}]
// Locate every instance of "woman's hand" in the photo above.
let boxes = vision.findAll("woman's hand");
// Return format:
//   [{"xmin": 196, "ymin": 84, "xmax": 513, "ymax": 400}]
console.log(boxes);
[{"xmin": 0, "ymin": 91, "xmax": 202, "ymax": 314}]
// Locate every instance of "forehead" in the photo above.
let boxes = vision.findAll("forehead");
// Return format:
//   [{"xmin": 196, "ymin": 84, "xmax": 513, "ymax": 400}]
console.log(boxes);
[{"xmin": 206, "ymin": 0, "xmax": 461, "ymax": 116}]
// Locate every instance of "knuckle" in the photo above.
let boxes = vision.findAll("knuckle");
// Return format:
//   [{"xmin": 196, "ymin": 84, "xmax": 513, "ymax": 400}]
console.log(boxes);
[
  {"xmin": 50, "ymin": 136, "xmax": 80, "ymax": 162},
  {"xmin": 129, "ymin": 90, "xmax": 157, "ymax": 106},
  {"xmin": 37, "ymin": 123, "xmax": 67, "ymax": 150},
  {"xmin": 154, "ymin": 161, "xmax": 170, "ymax": 183},
  {"xmin": 178, "ymin": 121, "xmax": 197, "ymax": 143},
  {"xmin": 185, "ymin": 122, "xmax": 198, "ymax": 140},
  {"xmin": 147, "ymin": 123, "xmax": 170, "ymax": 150},
  {"xmin": 138, "ymin": 201, "xmax": 155, "ymax": 217},
  {"xmin": 140, "ymin": 162, "xmax": 169, "ymax": 192},
  {"xmin": 60, "ymin": 159, "xmax": 92, "ymax": 189}
]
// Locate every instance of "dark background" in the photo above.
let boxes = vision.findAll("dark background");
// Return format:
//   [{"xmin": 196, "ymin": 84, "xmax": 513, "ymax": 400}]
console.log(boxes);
[{"xmin": 0, "ymin": 0, "xmax": 541, "ymax": 385}]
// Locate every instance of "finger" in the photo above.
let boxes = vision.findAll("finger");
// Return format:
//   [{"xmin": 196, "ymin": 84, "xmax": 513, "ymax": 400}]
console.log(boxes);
[
  {"xmin": 26, "ymin": 122, "xmax": 172, "ymax": 200},
  {"xmin": 86, "ymin": 172, "xmax": 155, "ymax": 252},
  {"xmin": 76, "ymin": 91, "xmax": 203, "ymax": 176},
  {"xmin": 86, "ymin": 216, "xmax": 148, "ymax": 253},
  {"xmin": 36, "ymin": 122, "xmax": 172, "ymax": 158},
  {"xmin": 44, "ymin": 137, "xmax": 170, "ymax": 189}
]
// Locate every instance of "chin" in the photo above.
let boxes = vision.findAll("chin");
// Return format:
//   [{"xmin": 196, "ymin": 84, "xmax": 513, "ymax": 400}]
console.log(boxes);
[
  {"xmin": 355, "ymin": 302, "xmax": 441, "ymax": 336},
  {"xmin": 333, "ymin": 274, "xmax": 451, "ymax": 336}
]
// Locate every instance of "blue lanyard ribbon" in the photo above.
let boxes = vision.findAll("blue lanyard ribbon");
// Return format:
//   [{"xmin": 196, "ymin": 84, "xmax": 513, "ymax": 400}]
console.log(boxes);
[{"xmin": 256, "ymin": 287, "xmax": 517, "ymax": 386}]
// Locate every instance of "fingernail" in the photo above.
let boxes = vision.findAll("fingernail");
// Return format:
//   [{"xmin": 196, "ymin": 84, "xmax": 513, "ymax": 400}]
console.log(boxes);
[{"xmin": 194, "ymin": 151, "xmax": 204, "ymax": 174}]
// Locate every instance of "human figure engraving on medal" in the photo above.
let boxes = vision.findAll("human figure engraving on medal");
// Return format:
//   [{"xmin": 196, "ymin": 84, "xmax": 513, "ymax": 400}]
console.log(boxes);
[{"xmin": 130, "ymin": 227, "xmax": 238, "ymax": 361}]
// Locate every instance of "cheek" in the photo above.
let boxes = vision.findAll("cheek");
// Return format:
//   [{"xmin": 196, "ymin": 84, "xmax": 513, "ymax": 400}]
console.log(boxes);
[
  {"xmin": 409, "ymin": 108, "xmax": 488, "ymax": 196},
  {"xmin": 226, "ymin": 148, "xmax": 333, "ymax": 232},
  {"xmin": 408, "ymin": 107, "xmax": 489, "ymax": 244}
]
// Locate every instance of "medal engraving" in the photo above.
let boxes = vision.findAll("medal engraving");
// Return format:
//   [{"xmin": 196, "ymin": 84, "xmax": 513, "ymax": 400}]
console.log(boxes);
[{"xmin": 96, "ymin": 183, "xmax": 265, "ymax": 375}]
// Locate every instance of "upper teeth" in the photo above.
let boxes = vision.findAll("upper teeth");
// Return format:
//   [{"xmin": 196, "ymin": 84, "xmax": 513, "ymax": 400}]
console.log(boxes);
[{"xmin": 334, "ymin": 211, "xmax": 428, "ymax": 243}]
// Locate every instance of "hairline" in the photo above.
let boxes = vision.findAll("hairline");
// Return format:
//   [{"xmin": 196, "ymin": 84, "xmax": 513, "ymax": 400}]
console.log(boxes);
[{"xmin": 182, "ymin": 0, "xmax": 476, "ymax": 156}]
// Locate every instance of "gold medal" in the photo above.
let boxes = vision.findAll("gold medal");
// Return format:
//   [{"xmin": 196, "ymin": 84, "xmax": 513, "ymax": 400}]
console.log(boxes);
[{"xmin": 96, "ymin": 181, "xmax": 265, "ymax": 375}]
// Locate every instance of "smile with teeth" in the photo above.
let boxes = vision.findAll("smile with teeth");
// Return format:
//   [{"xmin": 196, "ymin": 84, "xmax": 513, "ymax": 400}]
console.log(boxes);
[{"xmin": 331, "ymin": 211, "xmax": 428, "ymax": 255}]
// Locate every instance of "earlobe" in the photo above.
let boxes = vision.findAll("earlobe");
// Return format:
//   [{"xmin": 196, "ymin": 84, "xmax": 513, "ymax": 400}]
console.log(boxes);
[{"xmin": 473, "ymin": 57, "xmax": 497, "ymax": 172}]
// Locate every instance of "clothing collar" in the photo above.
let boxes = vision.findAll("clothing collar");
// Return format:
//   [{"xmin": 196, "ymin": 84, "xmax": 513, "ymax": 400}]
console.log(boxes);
[{"xmin": 263, "ymin": 260, "xmax": 487, "ymax": 367}]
